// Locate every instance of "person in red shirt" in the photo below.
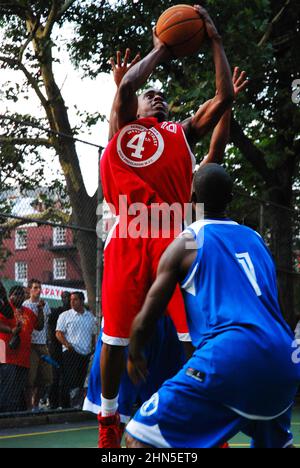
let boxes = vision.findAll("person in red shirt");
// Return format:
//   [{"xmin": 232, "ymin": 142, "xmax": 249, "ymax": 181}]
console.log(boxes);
[
  {"xmin": 0, "ymin": 283, "xmax": 44, "ymax": 412},
  {"xmin": 98, "ymin": 6, "xmax": 235, "ymax": 447}
]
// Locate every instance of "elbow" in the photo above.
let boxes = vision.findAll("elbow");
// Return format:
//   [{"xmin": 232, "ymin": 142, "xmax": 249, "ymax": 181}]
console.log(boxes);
[{"xmin": 118, "ymin": 78, "xmax": 135, "ymax": 97}]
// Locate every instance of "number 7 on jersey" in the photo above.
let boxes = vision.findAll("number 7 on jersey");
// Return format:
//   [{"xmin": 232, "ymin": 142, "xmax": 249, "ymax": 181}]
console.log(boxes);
[{"xmin": 235, "ymin": 252, "xmax": 262, "ymax": 297}]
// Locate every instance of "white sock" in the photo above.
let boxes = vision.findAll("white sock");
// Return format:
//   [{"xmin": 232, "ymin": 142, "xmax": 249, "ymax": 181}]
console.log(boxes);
[{"xmin": 101, "ymin": 394, "xmax": 119, "ymax": 417}]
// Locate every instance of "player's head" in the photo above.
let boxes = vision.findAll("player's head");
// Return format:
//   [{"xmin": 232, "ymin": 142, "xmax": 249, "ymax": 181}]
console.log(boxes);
[
  {"xmin": 137, "ymin": 88, "xmax": 169, "ymax": 122},
  {"xmin": 193, "ymin": 163, "xmax": 233, "ymax": 213}
]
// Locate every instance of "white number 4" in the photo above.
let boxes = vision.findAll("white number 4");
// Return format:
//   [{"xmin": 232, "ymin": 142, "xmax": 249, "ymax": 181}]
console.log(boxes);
[
  {"xmin": 235, "ymin": 252, "xmax": 262, "ymax": 297},
  {"xmin": 127, "ymin": 132, "xmax": 146, "ymax": 159}
]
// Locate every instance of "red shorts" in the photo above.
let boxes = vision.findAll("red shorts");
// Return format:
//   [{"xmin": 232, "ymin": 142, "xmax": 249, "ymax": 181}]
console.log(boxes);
[{"xmin": 102, "ymin": 221, "xmax": 190, "ymax": 345}]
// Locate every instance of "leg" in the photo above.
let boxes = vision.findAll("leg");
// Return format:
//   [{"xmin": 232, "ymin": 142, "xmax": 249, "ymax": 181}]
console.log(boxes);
[
  {"xmin": 25, "ymin": 346, "xmax": 39, "ymax": 410},
  {"xmin": 98, "ymin": 234, "xmax": 151, "ymax": 447},
  {"xmin": 100, "ymin": 343, "xmax": 126, "ymax": 399},
  {"xmin": 244, "ymin": 407, "xmax": 295, "ymax": 448},
  {"xmin": 126, "ymin": 366, "xmax": 246, "ymax": 448}
]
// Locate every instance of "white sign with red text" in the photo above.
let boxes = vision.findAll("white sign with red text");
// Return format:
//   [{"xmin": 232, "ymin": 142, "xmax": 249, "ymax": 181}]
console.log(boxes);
[{"xmin": 41, "ymin": 284, "xmax": 87, "ymax": 303}]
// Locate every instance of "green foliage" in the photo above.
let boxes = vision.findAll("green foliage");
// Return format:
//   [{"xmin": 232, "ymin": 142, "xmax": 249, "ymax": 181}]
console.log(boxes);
[{"xmin": 69, "ymin": 0, "xmax": 300, "ymax": 201}]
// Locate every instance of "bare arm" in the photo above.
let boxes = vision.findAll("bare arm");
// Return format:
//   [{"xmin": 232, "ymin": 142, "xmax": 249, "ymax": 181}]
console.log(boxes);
[
  {"xmin": 182, "ymin": 6, "xmax": 234, "ymax": 145},
  {"xmin": 200, "ymin": 67, "xmax": 248, "ymax": 166},
  {"xmin": 108, "ymin": 49, "xmax": 141, "ymax": 140},
  {"xmin": 0, "ymin": 320, "xmax": 21, "ymax": 335},
  {"xmin": 127, "ymin": 236, "xmax": 196, "ymax": 384},
  {"xmin": 55, "ymin": 330, "xmax": 73, "ymax": 351},
  {"xmin": 35, "ymin": 301, "xmax": 45, "ymax": 331},
  {"xmin": 110, "ymin": 33, "xmax": 170, "ymax": 138}
]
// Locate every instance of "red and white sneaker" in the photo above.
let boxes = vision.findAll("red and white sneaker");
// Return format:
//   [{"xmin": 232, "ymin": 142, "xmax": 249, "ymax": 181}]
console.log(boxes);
[
  {"xmin": 98, "ymin": 412, "xmax": 121, "ymax": 448},
  {"xmin": 219, "ymin": 442, "xmax": 230, "ymax": 448}
]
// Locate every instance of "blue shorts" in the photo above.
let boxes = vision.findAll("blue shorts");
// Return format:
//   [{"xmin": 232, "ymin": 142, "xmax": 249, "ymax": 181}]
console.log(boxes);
[
  {"xmin": 126, "ymin": 366, "xmax": 294, "ymax": 448},
  {"xmin": 83, "ymin": 315, "xmax": 186, "ymax": 422}
]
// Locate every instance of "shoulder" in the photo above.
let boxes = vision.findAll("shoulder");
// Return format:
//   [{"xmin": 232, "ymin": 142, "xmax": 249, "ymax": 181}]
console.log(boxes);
[
  {"xmin": 57, "ymin": 309, "xmax": 72, "ymax": 321},
  {"xmin": 85, "ymin": 310, "xmax": 96, "ymax": 320}
]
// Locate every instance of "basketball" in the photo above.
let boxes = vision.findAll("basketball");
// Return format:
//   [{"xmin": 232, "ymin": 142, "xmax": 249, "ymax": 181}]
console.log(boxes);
[{"xmin": 156, "ymin": 4, "xmax": 206, "ymax": 58}]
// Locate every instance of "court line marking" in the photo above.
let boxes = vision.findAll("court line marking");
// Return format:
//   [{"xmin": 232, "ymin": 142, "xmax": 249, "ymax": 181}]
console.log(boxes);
[
  {"xmin": 0, "ymin": 421, "xmax": 300, "ymax": 444},
  {"xmin": 0, "ymin": 425, "xmax": 97, "ymax": 440}
]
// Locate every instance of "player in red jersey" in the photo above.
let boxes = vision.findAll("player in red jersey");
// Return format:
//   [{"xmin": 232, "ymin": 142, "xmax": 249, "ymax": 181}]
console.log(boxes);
[{"xmin": 98, "ymin": 5, "xmax": 235, "ymax": 448}]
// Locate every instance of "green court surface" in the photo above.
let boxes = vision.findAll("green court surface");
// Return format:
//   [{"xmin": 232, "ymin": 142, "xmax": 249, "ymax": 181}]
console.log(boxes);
[{"xmin": 0, "ymin": 408, "xmax": 300, "ymax": 448}]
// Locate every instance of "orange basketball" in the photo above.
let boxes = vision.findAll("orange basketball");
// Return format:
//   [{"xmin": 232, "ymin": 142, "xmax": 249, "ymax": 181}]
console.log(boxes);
[{"xmin": 156, "ymin": 4, "xmax": 206, "ymax": 58}]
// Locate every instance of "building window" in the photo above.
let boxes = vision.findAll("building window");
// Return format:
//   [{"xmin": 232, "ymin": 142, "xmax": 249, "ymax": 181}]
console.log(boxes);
[
  {"xmin": 53, "ymin": 258, "xmax": 67, "ymax": 280},
  {"xmin": 15, "ymin": 262, "xmax": 28, "ymax": 282},
  {"xmin": 15, "ymin": 229, "xmax": 27, "ymax": 250},
  {"xmin": 53, "ymin": 227, "xmax": 66, "ymax": 246}
]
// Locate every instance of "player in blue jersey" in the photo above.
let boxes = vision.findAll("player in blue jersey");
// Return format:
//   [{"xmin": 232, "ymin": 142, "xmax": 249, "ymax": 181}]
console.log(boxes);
[
  {"xmin": 125, "ymin": 164, "xmax": 300, "ymax": 448},
  {"xmin": 83, "ymin": 314, "xmax": 186, "ymax": 425}
]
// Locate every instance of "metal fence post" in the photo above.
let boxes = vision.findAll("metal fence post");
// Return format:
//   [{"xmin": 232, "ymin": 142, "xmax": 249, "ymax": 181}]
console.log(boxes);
[{"xmin": 95, "ymin": 148, "xmax": 104, "ymax": 335}]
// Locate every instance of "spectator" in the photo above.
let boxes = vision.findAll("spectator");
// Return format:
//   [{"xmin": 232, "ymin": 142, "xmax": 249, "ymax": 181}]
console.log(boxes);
[
  {"xmin": 24, "ymin": 279, "xmax": 53, "ymax": 411},
  {"xmin": 56, "ymin": 292, "xmax": 97, "ymax": 408},
  {"xmin": 47, "ymin": 291, "xmax": 71, "ymax": 409},
  {"xmin": 0, "ymin": 283, "xmax": 43, "ymax": 413}
]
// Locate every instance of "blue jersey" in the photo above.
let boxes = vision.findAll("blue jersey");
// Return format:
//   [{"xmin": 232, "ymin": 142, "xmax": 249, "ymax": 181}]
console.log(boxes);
[{"xmin": 180, "ymin": 218, "xmax": 300, "ymax": 418}]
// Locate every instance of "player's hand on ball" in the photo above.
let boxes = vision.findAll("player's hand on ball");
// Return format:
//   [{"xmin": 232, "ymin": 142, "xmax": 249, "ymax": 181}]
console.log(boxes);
[
  {"xmin": 127, "ymin": 354, "xmax": 148, "ymax": 386},
  {"xmin": 152, "ymin": 26, "xmax": 172, "ymax": 61},
  {"xmin": 110, "ymin": 48, "xmax": 141, "ymax": 87},
  {"xmin": 232, "ymin": 67, "xmax": 248, "ymax": 99},
  {"xmin": 194, "ymin": 5, "xmax": 221, "ymax": 41}
]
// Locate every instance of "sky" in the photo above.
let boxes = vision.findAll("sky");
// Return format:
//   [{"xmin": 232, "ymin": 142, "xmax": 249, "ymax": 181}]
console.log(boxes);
[{"xmin": 0, "ymin": 23, "xmax": 116, "ymax": 197}]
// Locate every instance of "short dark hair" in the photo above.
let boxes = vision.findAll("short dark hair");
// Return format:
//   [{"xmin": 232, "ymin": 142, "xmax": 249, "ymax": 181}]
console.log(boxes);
[
  {"xmin": 28, "ymin": 278, "xmax": 41, "ymax": 289},
  {"xmin": 71, "ymin": 291, "xmax": 85, "ymax": 303},
  {"xmin": 9, "ymin": 285, "xmax": 25, "ymax": 297},
  {"xmin": 193, "ymin": 164, "xmax": 233, "ymax": 212}
]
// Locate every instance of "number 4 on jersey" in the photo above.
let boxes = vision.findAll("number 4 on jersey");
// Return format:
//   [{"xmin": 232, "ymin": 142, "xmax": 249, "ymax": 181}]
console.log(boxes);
[
  {"xmin": 127, "ymin": 132, "xmax": 147, "ymax": 159},
  {"xmin": 235, "ymin": 252, "xmax": 262, "ymax": 297}
]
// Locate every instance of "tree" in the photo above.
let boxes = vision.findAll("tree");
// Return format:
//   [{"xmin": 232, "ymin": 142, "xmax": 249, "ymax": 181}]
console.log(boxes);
[
  {"xmin": 0, "ymin": 1, "xmax": 102, "ymax": 309},
  {"xmin": 0, "ymin": 0, "xmax": 299, "ymax": 322},
  {"xmin": 70, "ymin": 0, "xmax": 300, "ymax": 324}
]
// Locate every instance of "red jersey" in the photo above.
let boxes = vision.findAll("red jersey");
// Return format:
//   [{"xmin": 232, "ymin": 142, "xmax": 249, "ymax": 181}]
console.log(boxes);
[
  {"xmin": 0, "ymin": 305, "xmax": 38, "ymax": 368},
  {"xmin": 101, "ymin": 117, "xmax": 195, "ymax": 213}
]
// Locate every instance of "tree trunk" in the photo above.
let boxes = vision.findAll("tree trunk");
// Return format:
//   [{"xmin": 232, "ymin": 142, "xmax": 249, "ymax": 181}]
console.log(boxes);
[{"xmin": 29, "ymin": 25, "xmax": 100, "ymax": 311}]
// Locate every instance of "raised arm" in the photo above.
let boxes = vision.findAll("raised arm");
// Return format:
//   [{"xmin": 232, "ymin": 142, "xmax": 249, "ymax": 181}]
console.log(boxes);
[
  {"xmin": 109, "ymin": 34, "xmax": 170, "ymax": 138},
  {"xmin": 127, "ymin": 236, "xmax": 196, "ymax": 385},
  {"xmin": 108, "ymin": 49, "xmax": 141, "ymax": 140},
  {"xmin": 182, "ymin": 5, "xmax": 234, "ymax": 145},
  {"xmin": 200, "ymin": 67, "xmax": 248, "ymax": 166}
]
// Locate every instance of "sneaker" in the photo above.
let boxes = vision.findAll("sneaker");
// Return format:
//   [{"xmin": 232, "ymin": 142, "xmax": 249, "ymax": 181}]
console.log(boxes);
[
  {"xmin": 219, "ymin": 442, "xmax": 229, "ymax": 448},
  {"xmin": 98, "ymin": 412, "xmax": 121, "ymax": 448}
]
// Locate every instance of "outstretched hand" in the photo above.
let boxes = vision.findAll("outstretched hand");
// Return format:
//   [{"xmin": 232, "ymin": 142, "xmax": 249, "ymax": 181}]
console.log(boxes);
[
  {"xmin": 110, "ymin": 48, "xmax": 141, "ymax": 87},
  {"xmin": 233, "ymin": 67, "xmax": 248, "ymax": 99}
]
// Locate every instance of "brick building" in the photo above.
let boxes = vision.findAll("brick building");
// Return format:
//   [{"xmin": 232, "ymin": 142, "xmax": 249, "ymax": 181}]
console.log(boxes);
[{"xmin": 0, "ymin": 193, "xmax": 85, "ymax": 292}]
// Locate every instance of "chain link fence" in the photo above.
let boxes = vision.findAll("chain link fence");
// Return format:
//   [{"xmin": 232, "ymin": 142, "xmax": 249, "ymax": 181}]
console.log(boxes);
[{"xmin": 0, "ymin": 190, "xmax": 299, "ymax": 417}]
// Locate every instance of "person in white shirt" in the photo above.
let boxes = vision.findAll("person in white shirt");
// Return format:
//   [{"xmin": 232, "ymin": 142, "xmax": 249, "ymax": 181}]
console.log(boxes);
[
  {"xmin": 23, "ymin": 279, "xmax": 53, "ymax": 411},
  {"xmin": 56, "ymin": 291, "xmax": 97, "ymax": 408}
]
